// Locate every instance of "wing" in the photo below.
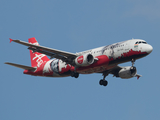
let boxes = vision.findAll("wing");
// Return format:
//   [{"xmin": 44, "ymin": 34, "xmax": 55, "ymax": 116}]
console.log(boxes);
[
  {"xmin": 5, "ymin": 62, "xmax": 36, "ymax": 71},
  {"xmin": 107, "ymin": 65, "xmax": 122, "ymax": 77},
  {"xmin": 10, "ymin": 39, "xmax": 77, "ymax": 64}
]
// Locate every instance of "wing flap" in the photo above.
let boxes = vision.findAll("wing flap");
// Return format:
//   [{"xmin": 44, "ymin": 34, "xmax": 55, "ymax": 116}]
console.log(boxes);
[{"xmin": 5, "ymin": 62, "xmax": 36, "ymax": 71}]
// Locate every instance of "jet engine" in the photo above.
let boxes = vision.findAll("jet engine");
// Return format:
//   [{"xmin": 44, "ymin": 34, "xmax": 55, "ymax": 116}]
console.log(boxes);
[
  {"xmin": 75, "ymin": 53, "xmax": 94, "ymax": 66},
  {"xmin": 118, "ymin": 66, "xmax": 137, "ymax": 79}
]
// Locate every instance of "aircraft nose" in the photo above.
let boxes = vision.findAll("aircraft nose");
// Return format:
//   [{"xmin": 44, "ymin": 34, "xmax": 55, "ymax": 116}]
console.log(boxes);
[{"xmin": 147, "ymin": 44, "xmax": 153, "ymax": 54}]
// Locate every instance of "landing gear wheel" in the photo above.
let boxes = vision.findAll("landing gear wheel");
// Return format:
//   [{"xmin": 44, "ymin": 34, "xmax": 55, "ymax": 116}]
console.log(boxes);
[
  {"xmin": 99, "ymin": 71, "xmax": 108, "ymax": 86},
  {"xmin": 103, "ymin": 80, "xmax": 108, "ymax": 86},
  {"xmin": 99, "ymin": 79, "xmax": 108, "ymax": 86},
  {"xmin": 71, "ymin": 72, "xmax": 79, "ymax": 78},
  {"xmin": 99, "ymin": 80, "xmax": 103, "ymax": 85},
  {"xmin": 71, "ymin": 72, "xmax": 74, "ymax": 77},
  {"xmin": 74, "ymin": 73, "xmax": 79, "ymax": 78}
]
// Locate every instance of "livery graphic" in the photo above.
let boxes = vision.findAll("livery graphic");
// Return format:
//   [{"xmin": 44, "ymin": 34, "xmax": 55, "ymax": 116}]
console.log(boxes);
[
  {"xmin": 50, "ymin": 59, "xmax": 72, "ymax": 75},
  {"xmin": 50, "ymin": 59, "xmax": 59, "ymax": 73},
  {"xmin": 6, "ymin": 37, "xmax": 153, "ymax": 87},
  {"xmin": 32, "ymin": 54, "xmax": 46, "ymax": 67},
  {"xmin": 134, "ymin": 44, "xmax": 138, "ymax": 48},
  {"xmin": 102, "ymin": 41, "xmax": 126, "ymax": 59},
  {"xmin": 77, "ymin": 56, "xmax": 83, "ymax": 64}
]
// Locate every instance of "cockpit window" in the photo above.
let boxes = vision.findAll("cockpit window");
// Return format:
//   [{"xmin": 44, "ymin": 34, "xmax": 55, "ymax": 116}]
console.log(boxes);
[
  {"xmin": 142, "ymin": 42, "xmax": 147, "ymax": 44},
  {"xmin": 135, "ymin": 41, "xmax": 147, "ymax": 44}
]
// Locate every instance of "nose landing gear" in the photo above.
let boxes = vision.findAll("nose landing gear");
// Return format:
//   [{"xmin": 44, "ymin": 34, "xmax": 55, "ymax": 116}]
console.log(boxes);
[{"xmin": 131, "ymin": 58, "xmax": 135, "ymax": 67}]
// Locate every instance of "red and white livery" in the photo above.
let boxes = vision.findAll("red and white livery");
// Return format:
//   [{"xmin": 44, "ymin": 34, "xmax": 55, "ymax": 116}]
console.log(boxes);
[{"xmin": 5, "ymin": 37, "xmax": 153, "ymax": 86}]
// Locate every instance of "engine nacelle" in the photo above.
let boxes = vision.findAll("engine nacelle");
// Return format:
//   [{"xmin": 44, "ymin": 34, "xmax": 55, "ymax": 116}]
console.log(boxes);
[
  {"xmin": 75, "ymin": 54, "xmax": 94, "ymax": 66},
  {"xmin": 118, "ymin": 66, "xmax": 137, "ymax": 79}
]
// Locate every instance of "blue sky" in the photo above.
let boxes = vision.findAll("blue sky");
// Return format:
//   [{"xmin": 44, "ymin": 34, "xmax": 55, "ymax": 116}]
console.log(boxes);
[{"xmin": 0, "ymin": 0, "xmax": 160, "ymax": 120}]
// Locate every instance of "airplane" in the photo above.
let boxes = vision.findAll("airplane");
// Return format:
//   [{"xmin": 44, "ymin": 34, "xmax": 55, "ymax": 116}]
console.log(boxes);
[{"xmin": 5, "ymin": 37, "xmax": 153, "ymax": 86}]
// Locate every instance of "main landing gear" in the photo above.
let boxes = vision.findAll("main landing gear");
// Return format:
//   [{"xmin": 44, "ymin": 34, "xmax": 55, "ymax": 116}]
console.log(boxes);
[
  {"xmin": 99, "ymin": 72, "xmax": 108, "ymax": 86},
  {"xmin": 71, "ymin": 67, "xmax": 79, "ymax": 78},
  {"xmin": 71, "ymin": 71, "xmax": 79, "ymax": 78}
]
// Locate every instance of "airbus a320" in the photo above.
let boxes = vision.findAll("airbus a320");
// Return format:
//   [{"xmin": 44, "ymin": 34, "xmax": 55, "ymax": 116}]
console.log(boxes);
[{"xmin": 5, "ymin": 37, "xmax": 153, "ymax": 86}]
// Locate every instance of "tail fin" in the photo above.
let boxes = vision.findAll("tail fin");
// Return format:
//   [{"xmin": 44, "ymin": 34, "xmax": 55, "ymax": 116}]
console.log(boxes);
[{"xmin": 28, "ymin": 37, "xmax": 50, "ymax": 67}]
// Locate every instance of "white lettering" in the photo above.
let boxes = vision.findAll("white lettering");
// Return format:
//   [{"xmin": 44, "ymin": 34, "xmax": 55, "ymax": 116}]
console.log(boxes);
[{"xmin": 33, "ymin": 54, "xmax": 45, "ymax": 67}]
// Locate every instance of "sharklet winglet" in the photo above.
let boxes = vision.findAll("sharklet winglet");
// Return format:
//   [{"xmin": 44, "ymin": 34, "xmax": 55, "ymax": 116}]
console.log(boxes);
[{"xmin": 9, "ymin": 38, "xmax": 13, "ymax": 43}]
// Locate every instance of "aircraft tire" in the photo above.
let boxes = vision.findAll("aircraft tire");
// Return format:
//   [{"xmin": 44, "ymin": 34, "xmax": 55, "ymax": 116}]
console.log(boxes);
[
  {"xmin": 99, "ymin": 80, "xmax": 103, "ymax": 85},
  {"xmin": 74, "ymin": 73, "xmax": 79, "ymax": 78},
  {"xmin": 103, "ymin": 80, "xmax": 108, "ymax": 86},
  {"xmin": 71, "ymin": 72, "xmax": 79, "ymax": 78},
  {"xmin": 99, "ymin": 80, "xmax": 108, "ymax": 86},
  {"xmin": 71, "ymin": 72, "xmax": 74, "ymax": 77}
]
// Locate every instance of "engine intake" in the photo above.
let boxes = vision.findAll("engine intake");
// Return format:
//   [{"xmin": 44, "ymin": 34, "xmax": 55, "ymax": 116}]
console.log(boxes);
[{"xmin": 75, "ymin": 54, "xmax": 94, "ymax": 66}]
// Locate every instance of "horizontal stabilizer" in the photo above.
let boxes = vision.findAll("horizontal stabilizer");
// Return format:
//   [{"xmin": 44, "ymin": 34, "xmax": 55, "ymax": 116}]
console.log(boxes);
[{"xmin": 5, "ymin": 62, "xmax": 36, "ymax": 71}]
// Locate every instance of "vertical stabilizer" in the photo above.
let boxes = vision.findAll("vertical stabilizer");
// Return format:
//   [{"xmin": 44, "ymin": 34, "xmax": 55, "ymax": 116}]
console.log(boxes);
[{"xmin": 28, "ymin": 37, "xmax": 50, "ymax": 67}]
